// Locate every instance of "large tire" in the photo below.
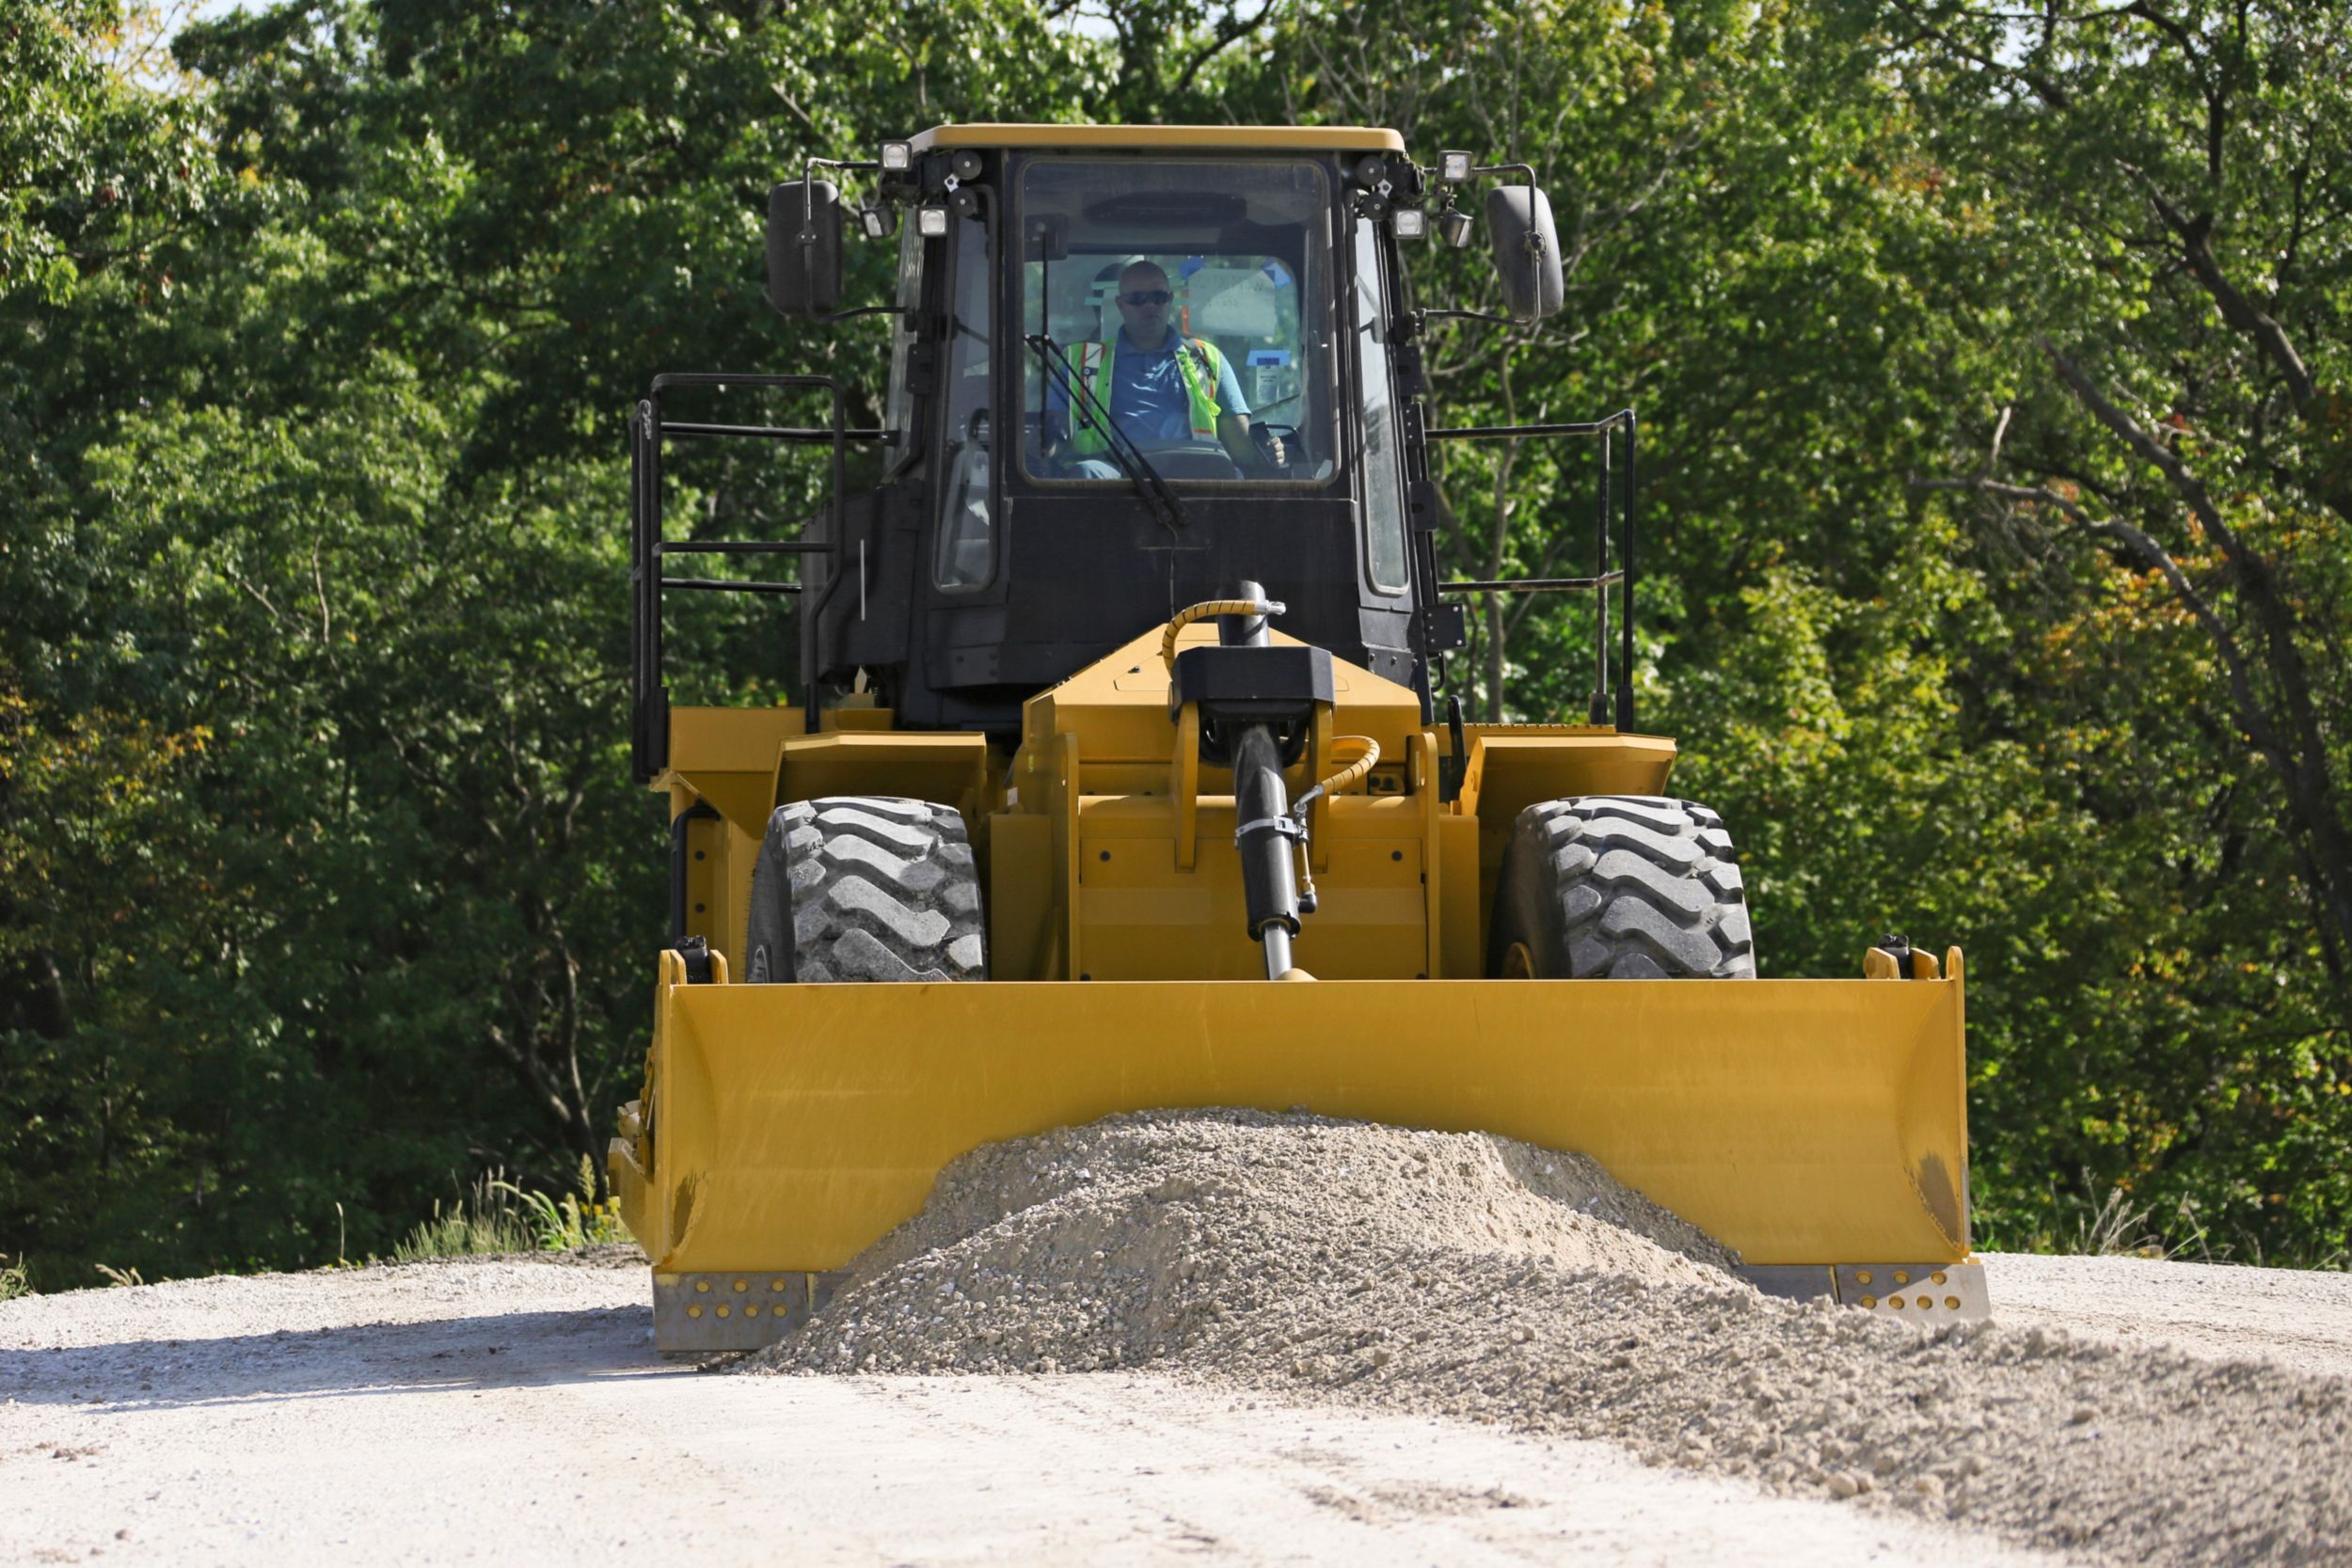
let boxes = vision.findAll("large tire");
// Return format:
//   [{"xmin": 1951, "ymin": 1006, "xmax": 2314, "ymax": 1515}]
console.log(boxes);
[
  {"xmin": 743, "ymin": 798, "xmax": 987, "ymax": 983},
  {"xmin": 1489, "ymin": 796, "xmax": 1756, "ymax": 979}
]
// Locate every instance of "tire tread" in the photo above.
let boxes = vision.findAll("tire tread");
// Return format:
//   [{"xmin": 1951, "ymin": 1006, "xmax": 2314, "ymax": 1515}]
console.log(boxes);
[
  {"xmin": 745, "ymin": 797, "xmax": 987, "ymax": 983},
  {"xmin": 1492, "ymin": 796, "xmax": 1756, "ymax": 979}
]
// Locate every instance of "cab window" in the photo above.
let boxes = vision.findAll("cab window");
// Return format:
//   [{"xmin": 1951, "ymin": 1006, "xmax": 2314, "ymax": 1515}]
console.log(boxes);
[
  {"xmin": 1354, "ymin": 217, "xmax": 1408, "ymax": 593},
  {"xmin": 882, "ymin": 220, "xmax": 924, "ymax": 473},
  {"xmin": 933, "ymin": 209, "xmax": 994, "ymax": 589},
  {"xmin": 1016, "ymin": 158, "xmax": 1336, "ymax": 486}
]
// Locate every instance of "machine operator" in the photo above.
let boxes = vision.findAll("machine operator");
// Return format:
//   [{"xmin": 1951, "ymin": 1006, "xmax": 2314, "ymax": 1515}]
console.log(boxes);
[{"xmin": 1047, "ymin": 260, "xmax": 1286, "ymax": 477}]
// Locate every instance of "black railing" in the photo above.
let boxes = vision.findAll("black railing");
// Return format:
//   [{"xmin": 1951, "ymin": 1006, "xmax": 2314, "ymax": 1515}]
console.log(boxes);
[
  {"xmin": 1424, "ymin": 408, "xmax": 1637, "ymax": 730},
  {"xmin": 629, "ymin": 372, "xmax": 858, "ymax": 784}
]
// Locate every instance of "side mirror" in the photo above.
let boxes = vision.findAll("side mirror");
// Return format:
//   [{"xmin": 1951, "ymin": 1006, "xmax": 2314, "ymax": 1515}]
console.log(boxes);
[
  {"xmin": 767, "ymin": 181, "xmax": 842, "ymax": 317},
  {"xmin": 1485, "ymin": 186, "xmax": 1564, "ymax": 321}
]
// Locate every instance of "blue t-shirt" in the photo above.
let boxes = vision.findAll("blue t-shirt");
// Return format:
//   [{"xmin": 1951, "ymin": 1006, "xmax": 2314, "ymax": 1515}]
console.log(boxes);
[{"xmin": 1051, "ymin": 331, "xmax": 1250, "ymax": 442}]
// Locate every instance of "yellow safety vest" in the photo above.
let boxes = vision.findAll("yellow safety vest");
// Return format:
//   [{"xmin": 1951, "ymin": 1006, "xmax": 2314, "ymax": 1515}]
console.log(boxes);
[{"xmin": 1068, "ymin": 335, "xmax": 1227, "ymax": 455}]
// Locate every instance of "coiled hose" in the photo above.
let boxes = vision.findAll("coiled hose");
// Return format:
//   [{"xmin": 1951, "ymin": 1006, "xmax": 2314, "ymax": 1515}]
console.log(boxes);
[
  {"xmin": 1159, "ymin": 596, "xmax": 1287, "ymax": 672},
  {"xmin": 1297, "ymin": 735, "xmax": 1380, "ymax": 809}
]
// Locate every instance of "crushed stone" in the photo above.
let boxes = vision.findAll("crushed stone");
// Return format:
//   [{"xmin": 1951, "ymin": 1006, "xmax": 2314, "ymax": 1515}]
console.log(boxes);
[{"xmin": 748, "ymin": 1108, "xmax": 2352, "ymax": 1566}]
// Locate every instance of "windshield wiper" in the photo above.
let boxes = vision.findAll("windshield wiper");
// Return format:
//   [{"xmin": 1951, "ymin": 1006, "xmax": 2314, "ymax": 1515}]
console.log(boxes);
[{"xmin": 1025, "ymin": 333, "xmax": 1188, "ymax": 532}]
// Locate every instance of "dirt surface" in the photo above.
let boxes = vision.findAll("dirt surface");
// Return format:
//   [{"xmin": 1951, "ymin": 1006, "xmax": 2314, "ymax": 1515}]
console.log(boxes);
[
  {"xmin": 3, "ymin": 1255, "xmax": 2085, "ymax": 1568},
  {"xmin": 751, "ymin": 1113, "xmax": 2352, "ymax": 1564},
  {"xmin": 1984, "ymin": 1250, "xmax": 2352, "ymax": 1384},
  {"xmin": 5, "ymin": 1117, "xmax": 2349, "ymax": 1565}
]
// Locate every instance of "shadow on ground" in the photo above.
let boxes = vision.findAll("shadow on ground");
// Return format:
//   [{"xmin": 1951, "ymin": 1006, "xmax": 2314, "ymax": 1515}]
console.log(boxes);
[{"xmin": 0, "ymin": 1305, "xmax": 683, "ymax": 1411}]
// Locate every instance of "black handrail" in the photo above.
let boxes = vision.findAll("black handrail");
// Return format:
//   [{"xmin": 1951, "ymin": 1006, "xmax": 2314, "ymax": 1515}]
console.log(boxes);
[
  {"xmin": 1438, "ymin": 572, "xmax": 1622, "ymax": 594},
  {"xmin": 660, "ymin": 578, "xmax": 804, "ymax": 595},
  {"xmin": 664, "ymin": 420, "xmax": 884, "ymax": 442},
  {"xmin": 660, "ymin": 541, "xmax": 832, "ymax": 555},
  {"xmin": 1422, "ymin": 407, "xmax": 1637, "ymax": 730},
  {"xmin": 630, "ymin": 373, "xmax": 849, "ymax": 784}
]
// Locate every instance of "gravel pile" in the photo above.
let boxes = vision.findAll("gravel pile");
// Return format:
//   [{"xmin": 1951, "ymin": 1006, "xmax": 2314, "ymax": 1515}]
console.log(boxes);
[{"xmin": 750, "ymin": 1109, "xmax": 2352, "ymax": 1565}]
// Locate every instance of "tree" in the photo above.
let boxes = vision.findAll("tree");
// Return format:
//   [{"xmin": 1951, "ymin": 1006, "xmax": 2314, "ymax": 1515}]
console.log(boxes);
[
  {"xmin": 4, "ymin": 0, "xmax": 1127, "ymax": 1282},
  {"xmin": 1889, "ymin": 0, "xmax": 2352, "ymax": 1253}
]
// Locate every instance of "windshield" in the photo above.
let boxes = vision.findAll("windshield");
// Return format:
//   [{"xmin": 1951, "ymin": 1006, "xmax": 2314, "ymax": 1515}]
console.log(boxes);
[{"xmin": 1018, "ymin": 157, "xmax": 1336, "ymax": 486}]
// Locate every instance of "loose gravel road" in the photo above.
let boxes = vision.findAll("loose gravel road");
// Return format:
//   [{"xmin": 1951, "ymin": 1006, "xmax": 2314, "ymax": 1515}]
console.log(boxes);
[{"xmin": 4, "ymin": 1246, "xmax": 2347, "ymax": 1566}]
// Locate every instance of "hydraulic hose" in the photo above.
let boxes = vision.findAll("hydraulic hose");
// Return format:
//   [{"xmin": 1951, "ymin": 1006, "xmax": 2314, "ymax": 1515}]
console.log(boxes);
[
  {"xmin": 1160, "ymin": 596, "xmax": 1286, "ymax": 672},
  {"xmin": 1286, "ymin": 736, "xmax": 1379, "ymax": 925},
  {"xmin": 1296, "ymin": 736, "xmax": 1380, "ymax": 810}
]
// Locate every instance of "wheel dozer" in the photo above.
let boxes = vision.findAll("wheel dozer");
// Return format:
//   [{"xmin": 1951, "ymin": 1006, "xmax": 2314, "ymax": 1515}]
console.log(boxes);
[{"xmin": 611, "ymin": 125, "xmax": 1979, "ymax": 1354}]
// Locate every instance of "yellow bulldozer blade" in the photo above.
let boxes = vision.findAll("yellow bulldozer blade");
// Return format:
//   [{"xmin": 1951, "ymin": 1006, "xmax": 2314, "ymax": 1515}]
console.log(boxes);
[{"xmin": 611, "ymin": 949, "xmax": 1972, "ymax": 1351}]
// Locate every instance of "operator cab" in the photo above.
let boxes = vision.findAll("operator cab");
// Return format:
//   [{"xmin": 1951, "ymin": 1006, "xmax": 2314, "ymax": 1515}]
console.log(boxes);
[
  {"xmin": 824, "ymin": 129, "xmax": 1434, "ymax": 736},
  {"xmin": 628, "ymin": 126, "xmax": 1589, "ymax": 778}
]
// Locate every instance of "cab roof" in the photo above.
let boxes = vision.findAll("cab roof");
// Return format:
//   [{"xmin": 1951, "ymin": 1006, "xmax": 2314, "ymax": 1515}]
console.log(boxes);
[{"xmin": 909, "ymin": 123, "xmax": 1407, "ymax": 154}]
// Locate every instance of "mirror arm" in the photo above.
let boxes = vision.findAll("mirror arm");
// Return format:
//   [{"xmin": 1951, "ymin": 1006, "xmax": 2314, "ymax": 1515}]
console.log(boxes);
[
  {"xmin": 1420, "ymin": 308, "xmax": 1520, "ymax": 327},
  {"xmin": 801, "ymin": 156, "xmax": 885, "ymax": 240},
  {"xmin": 1409, "ymin": 159, "xmax": 1553, "ymax": 330}
]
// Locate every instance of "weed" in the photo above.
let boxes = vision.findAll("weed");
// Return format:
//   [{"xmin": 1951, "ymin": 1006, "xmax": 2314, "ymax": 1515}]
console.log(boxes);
[
  {"xmin": 92, "ymin": 1263, "xmax": 146, "ymax": 1288},
  {"xmin": 493, "ymin": 1154, "xmax": 628, "ymax": 1251},
  {"xmin": 391, "ymin": 1169, "xmax": 537, "ymax": 1262},
  {"xmin": 0, "ymin": 1255, "xmax": 28, "ymax": 1302},
  {"xmin": 2042, "ymin": 1179, "xmax": 2233, "ymax": 1262},
  {"xmin": 2068, "ymin": 1186, "xmax": 2160, "ymax": 1257},
  {"xmin": 392, "ymin": 1158, "xmax": 626, "ymax": 1262}
]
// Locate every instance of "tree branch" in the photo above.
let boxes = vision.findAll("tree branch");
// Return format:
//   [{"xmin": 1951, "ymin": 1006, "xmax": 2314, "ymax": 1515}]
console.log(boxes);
[
  {"xmin": 1921, "ymin": 458, "xmax": 2352, "ymax": 992},
  {"xmin": 1884, "ymin": 0, "xmax": 2073, "ymax": 109},
  {"xmin": 1168, "ymin": 2, "xmax": 1276, "ymax": 104},
  {"xmin": 2133, "ymin": 191, "xmax": 2320, "ymax": 413},
  {"xmin": 1915, "ymin": 473, "xmax": 2288, "ymax": 756},
  {"xmin": 2037, "ymin": 337, "xmax": 2246, "ymax": 555}
]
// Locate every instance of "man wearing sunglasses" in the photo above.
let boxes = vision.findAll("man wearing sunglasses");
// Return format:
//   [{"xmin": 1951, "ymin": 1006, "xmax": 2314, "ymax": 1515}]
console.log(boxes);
[{"xmin": 1051, "ymin": 259, "xmax": 1285, "ymax": 476}]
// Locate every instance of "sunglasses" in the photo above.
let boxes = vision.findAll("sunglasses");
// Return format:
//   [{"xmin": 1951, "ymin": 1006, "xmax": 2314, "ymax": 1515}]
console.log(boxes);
[{"xmin": 1119, "ymin": 290, "xmax": 1173, "ymax": 307}]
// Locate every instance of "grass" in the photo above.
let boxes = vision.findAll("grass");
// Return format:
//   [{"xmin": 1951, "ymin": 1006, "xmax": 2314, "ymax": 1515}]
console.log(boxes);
[
  {"xmin": 1981, "ymin": 1177, "xmax": 2233, "ymax": 1263},
  {"xmin": 391, "ymin": 1168, "xmax": 540, "ymax": 1261},
  {"xmin": 390, "ymin": 1157, "xmax": 628, "ymax": 1263},
  {"xmin": 494, "ymin": 1154, "xmax": 630, "ymax": 1251},
  {"xmin": 1, "ymin": 1163, "xmax": 633, "ymax": 1286}
]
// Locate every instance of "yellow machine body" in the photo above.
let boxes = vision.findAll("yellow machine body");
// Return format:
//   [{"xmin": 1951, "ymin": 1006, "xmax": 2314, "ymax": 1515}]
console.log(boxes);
[{"xmin": 612, "ymin": 626, "xmax": 1977, "ymax": 1351}]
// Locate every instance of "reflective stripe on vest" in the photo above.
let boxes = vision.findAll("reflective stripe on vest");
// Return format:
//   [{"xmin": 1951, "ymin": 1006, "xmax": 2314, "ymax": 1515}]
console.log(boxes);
[{"xmin": 1068, "ymin": 335, "xmax": 1225, "ymax": 455}]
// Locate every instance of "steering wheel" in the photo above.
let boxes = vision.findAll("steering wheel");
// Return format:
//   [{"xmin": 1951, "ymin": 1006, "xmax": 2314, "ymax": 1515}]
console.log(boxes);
[{"xmin": 1252, "ymin": 422, "xmax": 1299, "ymax": 473}]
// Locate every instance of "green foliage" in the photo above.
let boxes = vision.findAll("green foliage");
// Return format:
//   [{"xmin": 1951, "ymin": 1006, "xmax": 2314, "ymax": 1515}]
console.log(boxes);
[
  {"xmin": 494, "ymin": 1156, "xmax": 628, "ymax": 1252},
  {"xmin": 1865, "ymin": 0, "xmax": 2352, "ymax": 1264},
  {"xmin": 390, "ymin": 1160, "xmax": 627, "ymax": 1260},
  {"xmin": 0, "ymin": 1253, "xmax": 28, "ymax": 1301},
  {"xmin": 0, "ymin": 0, "xmax": 222, "ymax": 307},
  {"xmin": 390, "ymin": 1170, "xmax": 539, "ymax": 1263},
  {"xmin": 0, "ymin": 0, "xmax": 2345, "ymax": 1283}
]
